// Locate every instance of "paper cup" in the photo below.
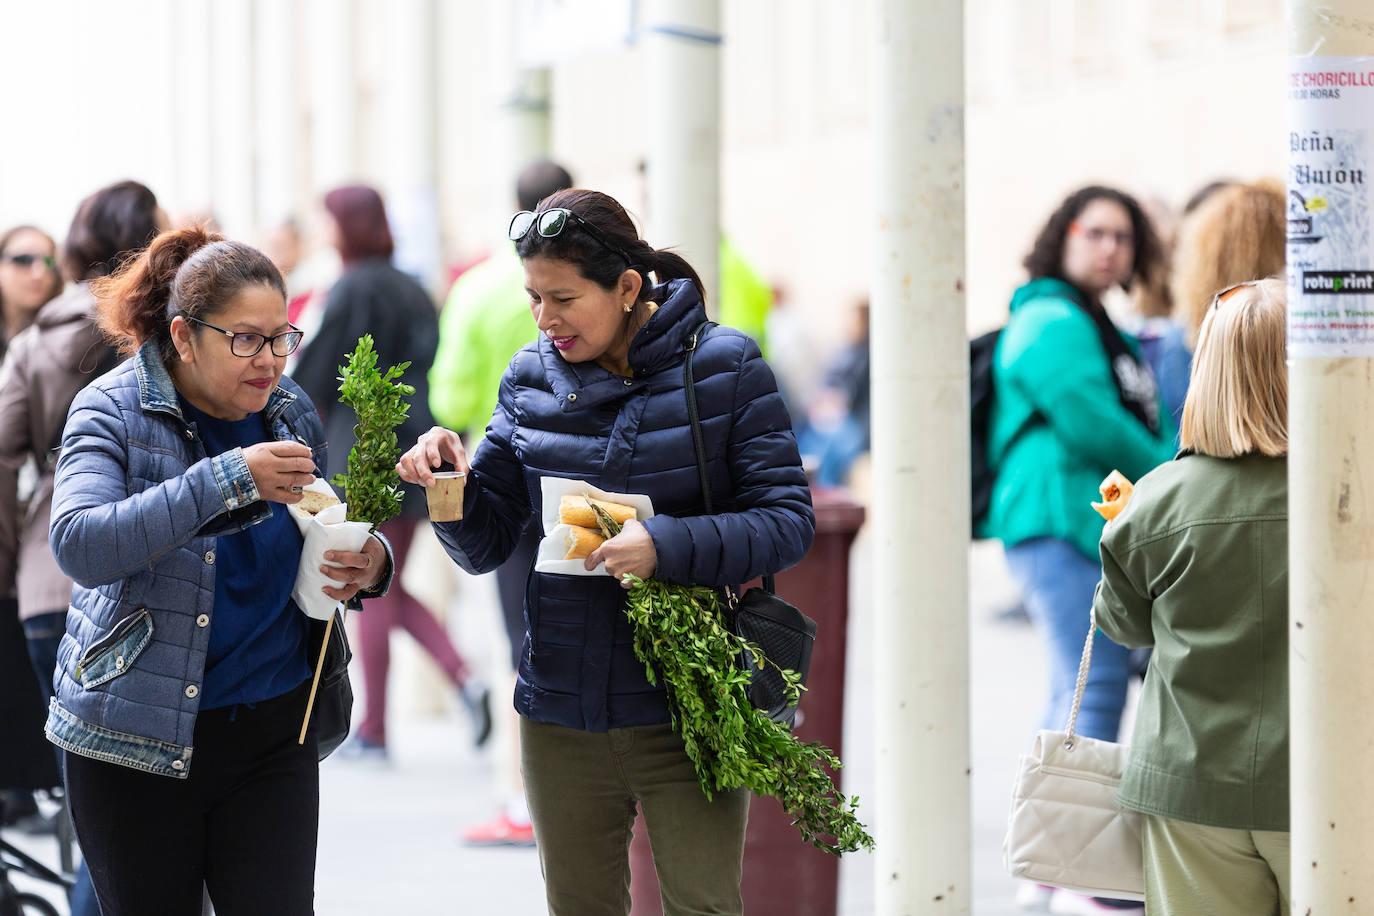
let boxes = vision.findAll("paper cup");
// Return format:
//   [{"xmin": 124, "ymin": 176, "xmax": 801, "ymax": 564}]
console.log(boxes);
[{"xmin": 426, "ymin": 472, "xmax": 466, "ymax": 522}]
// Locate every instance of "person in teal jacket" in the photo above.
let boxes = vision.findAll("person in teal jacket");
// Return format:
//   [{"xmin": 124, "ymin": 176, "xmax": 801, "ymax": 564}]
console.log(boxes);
[
  {"xmin": 989, "ymin": 187, "xmax": 1175, "ymax": 912},
  {"xmin": 988, "ymin": 189, "xmax": 1175, "ymax": 737},
  {"xmin": 1095, "ymin": 278, "xmax": 1289, "ymax": 915}
]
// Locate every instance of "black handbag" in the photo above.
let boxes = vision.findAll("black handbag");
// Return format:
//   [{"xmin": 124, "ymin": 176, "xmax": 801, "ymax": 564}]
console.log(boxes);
[
  {"xmin": 683, "ymin": 321, "xmax": 818, "ymax": 728},
  {"xmin": 305, "ymin": 611, "xmax": 354, "ymax": 760}
]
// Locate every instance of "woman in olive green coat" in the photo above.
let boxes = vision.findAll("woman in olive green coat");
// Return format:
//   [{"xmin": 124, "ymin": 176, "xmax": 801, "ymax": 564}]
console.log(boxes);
[{"xmin": 1094, "ymin": 278, "xmax": 1289, "ymax": 916}]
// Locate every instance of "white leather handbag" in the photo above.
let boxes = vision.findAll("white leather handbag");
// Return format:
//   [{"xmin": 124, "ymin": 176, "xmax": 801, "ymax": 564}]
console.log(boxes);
[{"xmin": 1002, "ymin": 605, "xmax": 1146, "ymax": 901}]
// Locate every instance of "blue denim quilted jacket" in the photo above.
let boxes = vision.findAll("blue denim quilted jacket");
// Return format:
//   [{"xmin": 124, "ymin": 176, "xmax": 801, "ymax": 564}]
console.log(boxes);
[{"xmin": 46, "ymin": 341, "xmax": 389, "ymax": 778}]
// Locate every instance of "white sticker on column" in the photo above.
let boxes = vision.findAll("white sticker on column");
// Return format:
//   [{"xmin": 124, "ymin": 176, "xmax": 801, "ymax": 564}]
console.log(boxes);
[{"xmin": 1287, "ymin": 57, "xmax": 1374, "ymax": 357}]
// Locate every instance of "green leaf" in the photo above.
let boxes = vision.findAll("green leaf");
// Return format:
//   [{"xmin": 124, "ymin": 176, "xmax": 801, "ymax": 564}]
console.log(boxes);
[
  {"xmin": 620, "ymin": 575, "xmax": 874, "ymax": 855},
  {"xmin": 331, "ymin": 334, "xmax": 414, "ymax": 528}
]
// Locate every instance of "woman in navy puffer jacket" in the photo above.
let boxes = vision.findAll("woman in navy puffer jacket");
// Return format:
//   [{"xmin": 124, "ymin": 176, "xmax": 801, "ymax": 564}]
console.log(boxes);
[{"xmin": 399, "ymin": 189, "xmax": 814, "ymax": 915}]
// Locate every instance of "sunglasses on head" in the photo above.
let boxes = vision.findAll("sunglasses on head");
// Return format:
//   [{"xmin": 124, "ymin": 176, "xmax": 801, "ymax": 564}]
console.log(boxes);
[
  {"xmin": 3, "ymin": 253, "xmax": 56, "ymax": 271},
  {"xmin": 508, "ymin": 208, "xmax": 633, "ymax": 266},
  {"xmin": 1211, "ymin": 281, "xmax": 1259, "ymax": 310}
]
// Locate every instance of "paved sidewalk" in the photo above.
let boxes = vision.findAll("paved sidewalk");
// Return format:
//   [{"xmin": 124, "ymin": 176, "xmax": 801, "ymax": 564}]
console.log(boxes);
[
  {"xmin": 6, "ymin": 535, "xmax": 1049, "ymax": 914},
  {"xmin": 312, "ymin": 533, "xmax": 1045, "ymax": 914}
]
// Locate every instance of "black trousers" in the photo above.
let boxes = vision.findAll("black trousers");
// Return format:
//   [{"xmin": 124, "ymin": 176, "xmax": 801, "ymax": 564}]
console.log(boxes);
[
  {"xmin": 65, "ymin": 679, "xmax": 320, "ymax": 916},
  {"xmin": 495, "ymin": 518, "xmax": 542, "ymax": 669}
]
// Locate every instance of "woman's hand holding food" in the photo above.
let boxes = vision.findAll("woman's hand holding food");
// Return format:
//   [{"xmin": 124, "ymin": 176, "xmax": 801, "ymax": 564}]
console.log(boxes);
[
  {"xmin": 320, "ymin": 535, "xmax": 388, "ymax": 600},
  {"xmin": 585, "ymin": 519, "xmax": 658, "ymax": 587},
  {"xmin": 396, "ymin": 426, "xmax": 469, "ymax": 486},
  {"xmin": 244, "ymin": 441, "xmax": 317, "ymax": 505}
]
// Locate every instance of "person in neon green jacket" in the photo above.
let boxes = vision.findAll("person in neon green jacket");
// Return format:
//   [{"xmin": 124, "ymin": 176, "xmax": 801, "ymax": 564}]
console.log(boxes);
[
  {"xmin": 430, "ymin": 249, "xmax": 535, "ymax": 440},
  {"xmin": 718, "ymin": 234, "xmax": 772, "ymax": 355}
]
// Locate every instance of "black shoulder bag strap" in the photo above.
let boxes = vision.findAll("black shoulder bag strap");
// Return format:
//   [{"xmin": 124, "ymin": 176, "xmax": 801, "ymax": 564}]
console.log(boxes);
[{"xmin": 682, "ymin": 319, "xmax": 776, "ymax": 596}]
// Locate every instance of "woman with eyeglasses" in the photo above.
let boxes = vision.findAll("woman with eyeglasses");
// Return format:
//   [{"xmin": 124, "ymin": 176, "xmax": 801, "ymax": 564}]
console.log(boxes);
[
  {"xmin": 0, "ymin": 225, "xmax": 63, "ymax": 356},
  {"xmin": 397, "ymin": 188, "xmax": 814, "ymax": 915},
  {"xmin": 291, "ymin": 184, "xmax": 492, "ymax": 760},
  {"xmin": 43, "ymin": 225, "xmax": 390, "ymax": 915},
  {"xmin": 1094, "ymin": 278, "xmax": 1290, "ymax": 915},
  {"xmin": 982, "ymin": 186, "xmax": 1177, "ymax": 912}
]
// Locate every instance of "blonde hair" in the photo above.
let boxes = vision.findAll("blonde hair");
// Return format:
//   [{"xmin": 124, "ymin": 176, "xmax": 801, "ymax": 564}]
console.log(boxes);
[
  {"xmin": 1180, "ymin": 277, "xmax": 1287, "ymax": 458},
  {"xmin": 1173, "ymin": 178, "xmax": 1287, "ymax": 345}
]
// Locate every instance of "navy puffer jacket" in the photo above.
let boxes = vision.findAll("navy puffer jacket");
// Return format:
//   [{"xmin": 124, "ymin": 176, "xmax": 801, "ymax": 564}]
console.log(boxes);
[{"xmin": 433, "ymin": 278, "xmax": 814, "ymax": 732}]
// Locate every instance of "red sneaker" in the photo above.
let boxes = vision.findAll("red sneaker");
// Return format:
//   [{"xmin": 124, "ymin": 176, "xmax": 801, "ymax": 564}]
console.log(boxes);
[{"xmin": 462, "ymin": 811, "xmax": 536, "ymax": 847}]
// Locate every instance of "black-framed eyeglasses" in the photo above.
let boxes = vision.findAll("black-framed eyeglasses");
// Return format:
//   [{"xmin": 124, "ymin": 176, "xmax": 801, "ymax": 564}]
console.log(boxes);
[
  {"xmin": 188, "ymin": 316, "xmax": 303, "ymax": 357},
  {"xmin": 508, "ymin": 208, "xmax": 633, "ymax": 266},
  {"xmin": 2, "ymin": 253, "xmax": 57, "ymax": 271}
]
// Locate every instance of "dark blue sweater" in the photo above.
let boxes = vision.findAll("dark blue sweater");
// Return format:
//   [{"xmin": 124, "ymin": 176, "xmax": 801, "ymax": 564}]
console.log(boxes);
[{"xmin": 180, "ymin": 399, "xmax": 309, "ymax": 709}]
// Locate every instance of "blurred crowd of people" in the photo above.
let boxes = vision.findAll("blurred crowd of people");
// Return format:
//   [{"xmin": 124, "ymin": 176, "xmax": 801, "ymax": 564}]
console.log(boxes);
[
  {"xmin": 979, "ymin": 177, "xmax": 1289, "ymax": 916},
  {"xmin": 0, "ymin": 158, "xmax": 827, "ymax": 913},
  {"xmin": 0, "ymin": 160, "xmax": 1292, "ymax": 916}
]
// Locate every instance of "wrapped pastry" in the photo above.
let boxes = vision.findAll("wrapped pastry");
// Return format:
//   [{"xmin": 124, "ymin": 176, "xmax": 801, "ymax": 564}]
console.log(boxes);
[
  {"xmin": 1091, "ymin": 470, "xmax": 1134, "ymax": 521},
  {"xmin": 564, "ymin": 526, "xmax": 606, "ymax": 560},
  {"xmin": 559, "ymin": 494, "xmax": 637, "ymax": 529},
  {"xmin": 296, "ymin": 489, "xmax": 341, "ymax": 516}
]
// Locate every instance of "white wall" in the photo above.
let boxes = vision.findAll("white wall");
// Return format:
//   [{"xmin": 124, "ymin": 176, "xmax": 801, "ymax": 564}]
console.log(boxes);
[
  {"xmin": 1, "ymin": 0, "xmax": 178, "ymax": 235},
  {"xmin": 0, "ymin": 0, "xmax": 1288, "ymax": 343}
]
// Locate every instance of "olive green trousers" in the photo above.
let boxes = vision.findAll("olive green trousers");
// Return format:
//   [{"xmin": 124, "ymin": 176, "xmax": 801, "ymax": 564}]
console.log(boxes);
[
  {"xmin": 1143, "ymin": 814, "xmax": 1290, "ymax": 916},
  {"xmin": 520, "ymin": 717, "xmax": 749, "ymax": 916}
]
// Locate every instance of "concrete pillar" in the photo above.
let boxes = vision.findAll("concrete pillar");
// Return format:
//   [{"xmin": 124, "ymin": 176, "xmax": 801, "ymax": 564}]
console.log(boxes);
[
  {"xmin": 209, "ymin": 1, "xmax": 255, "ymax": 237},
  {"xmin": 1286, "ymin": 0, "xmax": 1374, "ymax": 910},
  {"xmin": 871, "ymin": 0, "xmax": 971, "ymax": 912},
  {"xmin": 171, "ymin": 0, "xmax": 213, "ymax": 220},
  {"xmin": 254, "ymin": 0, "xmax": 297, "ymax": 231},
  {"xmin": 308, "ymin": 0, "xmax": 357, "ymax": 194},
  {"xmin": 503, "ymin": 65, "xmax": 552, "ymax": 200},
  {"xmin": 643, "ymin": 0, "xmax": 721, "ymax": 309},
  {"xmin": 381, "ymin": 0, "xmax": 442, "ymax": 292}
]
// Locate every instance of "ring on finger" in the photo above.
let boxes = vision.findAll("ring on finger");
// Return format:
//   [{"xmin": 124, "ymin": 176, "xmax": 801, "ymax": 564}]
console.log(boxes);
[{"xmin": 289, "ymin": 485, "xmax": 303, "ymax": 493}]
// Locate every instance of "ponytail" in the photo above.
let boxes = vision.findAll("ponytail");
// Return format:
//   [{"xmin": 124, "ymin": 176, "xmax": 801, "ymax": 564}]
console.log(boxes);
[
  {"xmin": 91, "ymin": 226, "xmax": 285, "ymax": 363},
  {"xmin": 93, "ymin": 226, "xmax": 219, "ymax": 355},
  {"xmin": 640, "ymin": 247, "xmax": 705, "ymax": 305}
]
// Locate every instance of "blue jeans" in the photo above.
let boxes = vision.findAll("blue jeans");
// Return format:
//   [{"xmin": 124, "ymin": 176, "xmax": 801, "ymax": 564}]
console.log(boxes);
[
  {"xmin": 23, "ymin": 610, "xmax": 64, "ymax": 707},
  {"xmin": 24, "ymin": 610, "xmax": 101, "ymax": 916},
  {"xmin": 1004, "ymin": 537, "xmax": 1129, "ymax": 742}
]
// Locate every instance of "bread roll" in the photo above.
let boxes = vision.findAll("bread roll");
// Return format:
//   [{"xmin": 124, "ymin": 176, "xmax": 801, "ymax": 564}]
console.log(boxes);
[
  {"xmin": 297, "ymin": 489, "xmax": 341, "ymax": 516},
  {"xmin": 559, "ymin": 494, "xmax": 637, "ymax": 528},
  {"xmin": 564, "ymin": 525, "xmax": 606, "ymax": 560},
  {"xmin": 1091, "ymin": 470, "xmax": 1134, "ymax": 521}
]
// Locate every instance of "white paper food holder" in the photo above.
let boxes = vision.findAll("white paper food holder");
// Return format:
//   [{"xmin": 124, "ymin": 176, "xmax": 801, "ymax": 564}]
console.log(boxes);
[{"xmin": 286, "ymin": 479, "xmax": 374, "ymax": 620}]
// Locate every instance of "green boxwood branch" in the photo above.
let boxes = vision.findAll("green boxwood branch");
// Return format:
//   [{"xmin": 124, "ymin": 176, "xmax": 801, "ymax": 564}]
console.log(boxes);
[
  {"xmin": 330, "ymin": 334, "xmax": 415, "ymax": 530},
  {"xmin": 621, "ymin": 573, "xmax": 873, "ymax": 855}
]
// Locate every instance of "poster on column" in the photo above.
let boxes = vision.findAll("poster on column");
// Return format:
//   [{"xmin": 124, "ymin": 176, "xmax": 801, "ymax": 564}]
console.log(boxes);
[{"xmin": 1287, "ymin": 57, "xmax": 1374, "ymax": 357}]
